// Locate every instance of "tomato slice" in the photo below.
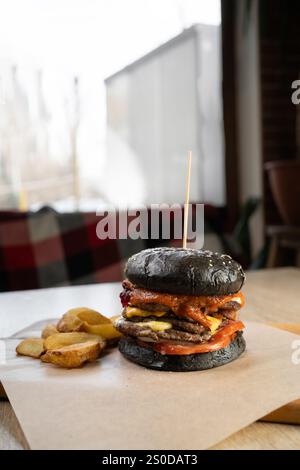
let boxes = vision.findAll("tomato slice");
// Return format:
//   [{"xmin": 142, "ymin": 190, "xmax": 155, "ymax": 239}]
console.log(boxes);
[{"xmin": 151, "ymin": 321, "xmax": 245, "ymax": 355}]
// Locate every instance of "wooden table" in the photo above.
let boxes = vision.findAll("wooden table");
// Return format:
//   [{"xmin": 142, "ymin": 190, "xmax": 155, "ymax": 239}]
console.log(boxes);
[{"xmin": 1, "ymin": 268, "xmax": 300, "ymax": 450}]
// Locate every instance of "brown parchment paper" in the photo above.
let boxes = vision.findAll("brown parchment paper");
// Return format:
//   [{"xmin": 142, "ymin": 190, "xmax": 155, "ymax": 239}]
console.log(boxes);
[{"xmin": 1, "ymin": 322, "xmax": 300, "ymax": 450}]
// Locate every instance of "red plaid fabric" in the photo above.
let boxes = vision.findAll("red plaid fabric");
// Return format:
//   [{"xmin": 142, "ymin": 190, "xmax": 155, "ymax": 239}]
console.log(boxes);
[
  {"xmin": 0, "ymin": 207, "xmax": 146, "ymax": 292},
  {"xmin": 0, "ymin": 205, "xmax": 223, "ymax": 292}
]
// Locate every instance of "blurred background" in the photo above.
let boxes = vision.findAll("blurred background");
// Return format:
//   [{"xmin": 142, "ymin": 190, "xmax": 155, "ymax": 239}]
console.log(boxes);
[
  {"xmin": 1, "ymin": 0, "xmax": 300, "ymax": 291},
  {"xmin": 0, "ymin": 0, "xmax": 222, "ymax": 210}
]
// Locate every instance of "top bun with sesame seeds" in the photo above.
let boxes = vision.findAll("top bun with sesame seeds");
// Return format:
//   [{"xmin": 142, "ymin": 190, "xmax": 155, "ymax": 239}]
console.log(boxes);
[{"xmin": 125, "ymin": 247, "xmax": 245, "ymax": 296}]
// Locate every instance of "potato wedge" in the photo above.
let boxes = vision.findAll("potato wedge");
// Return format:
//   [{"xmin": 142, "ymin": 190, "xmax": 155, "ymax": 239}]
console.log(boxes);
[
  {"xmin": 76, "ymin": 308, "xmax": 110, "ymax": 325},
  {"xmin": 41, "ymin": 324, "xmax": 58, "ymax": 339},
  {"xmin": 56, "ymin": 307, "xmax": 111, "ymax": 332},
  {"xmin": 16, "ymin": 338, "xmax": 45, "ymax": 358},
  {"xmin": 44, "ymin": 332, "xmax": 105, "ymax": 351},
  {"xmin": 56, "ymin": 312, "xmax": 83, "ymax": 332},
  {"xmin": 41, "ymin": 340, "xmax": 102, "ymax": 368},
  {"xmin": 83, "ymin": 322, "xmax": 122, "ymax": 340}
]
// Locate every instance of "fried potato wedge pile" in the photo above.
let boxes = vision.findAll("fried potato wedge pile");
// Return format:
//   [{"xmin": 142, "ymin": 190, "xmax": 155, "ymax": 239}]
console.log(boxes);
[
  {"xmin": 16, "ymin": 307, "xmax": 122, "ymax": 369},
  {"xmin": 56, "ymin": 307, "xmax": 122, "ymax": 341}
]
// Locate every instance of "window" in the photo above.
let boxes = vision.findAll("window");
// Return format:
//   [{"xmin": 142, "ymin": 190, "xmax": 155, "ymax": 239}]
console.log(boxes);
[{"xmin": 0, "ymin": 0, "xmax": 221, "ymax": 211}]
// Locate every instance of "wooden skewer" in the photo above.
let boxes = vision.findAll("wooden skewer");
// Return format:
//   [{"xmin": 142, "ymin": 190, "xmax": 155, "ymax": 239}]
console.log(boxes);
[{"xmin": 183, "ymin": 150, "xmax": 192, "ymax": 249}]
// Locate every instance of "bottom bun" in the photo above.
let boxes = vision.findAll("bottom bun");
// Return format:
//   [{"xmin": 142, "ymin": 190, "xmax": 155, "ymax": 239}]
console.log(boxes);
[{"xmin": 118, "ymin": 332, "xmax": 246, "ymax": 372}]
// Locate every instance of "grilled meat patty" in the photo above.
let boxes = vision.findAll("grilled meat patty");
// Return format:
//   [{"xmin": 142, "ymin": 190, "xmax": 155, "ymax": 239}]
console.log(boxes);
[
  {"xmin": 117, "ymin": 317, "xmax": 213, "ymax": 343},
  {"xmin": 131, "ymin": 303, "xmax": 170, "ymax": 312},
  {"xmin": 123, "ymin": 313, "xmax": 207, "ymax": 334}
]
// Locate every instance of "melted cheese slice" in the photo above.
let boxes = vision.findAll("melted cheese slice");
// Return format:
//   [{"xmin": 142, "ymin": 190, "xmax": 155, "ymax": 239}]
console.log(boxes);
[
  {"xmin": 125, "ymin": 307, "xmax": 166, "ymax": 318},
  {"xmin": 206, "ymin": 315, "xmax": 222, "ymax": 334},
  {"xmin": 136, "ymin": 320, "xmax": 172, "ymax": 332}
]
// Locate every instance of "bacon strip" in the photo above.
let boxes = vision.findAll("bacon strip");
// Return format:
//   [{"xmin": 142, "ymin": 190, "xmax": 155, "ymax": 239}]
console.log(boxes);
[{"xmin": 179, "ymin": 306, "xmax": 212, "ymax": 329}]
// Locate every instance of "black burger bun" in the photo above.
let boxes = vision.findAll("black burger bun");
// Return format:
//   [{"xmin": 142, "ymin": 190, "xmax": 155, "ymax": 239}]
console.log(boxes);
[
  {"xmin": 118, "ymin": 332, "xmax": 246, "ymax": 372},
  {"xmin": 125, "ymin": 247, "xmax": 245, "ymax": 296}
]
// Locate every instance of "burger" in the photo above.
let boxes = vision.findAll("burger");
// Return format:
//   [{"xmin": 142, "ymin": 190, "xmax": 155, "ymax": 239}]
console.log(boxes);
[{"xmin": 116, "ymin": 247, "xmax": 246, "ymax": 371}]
